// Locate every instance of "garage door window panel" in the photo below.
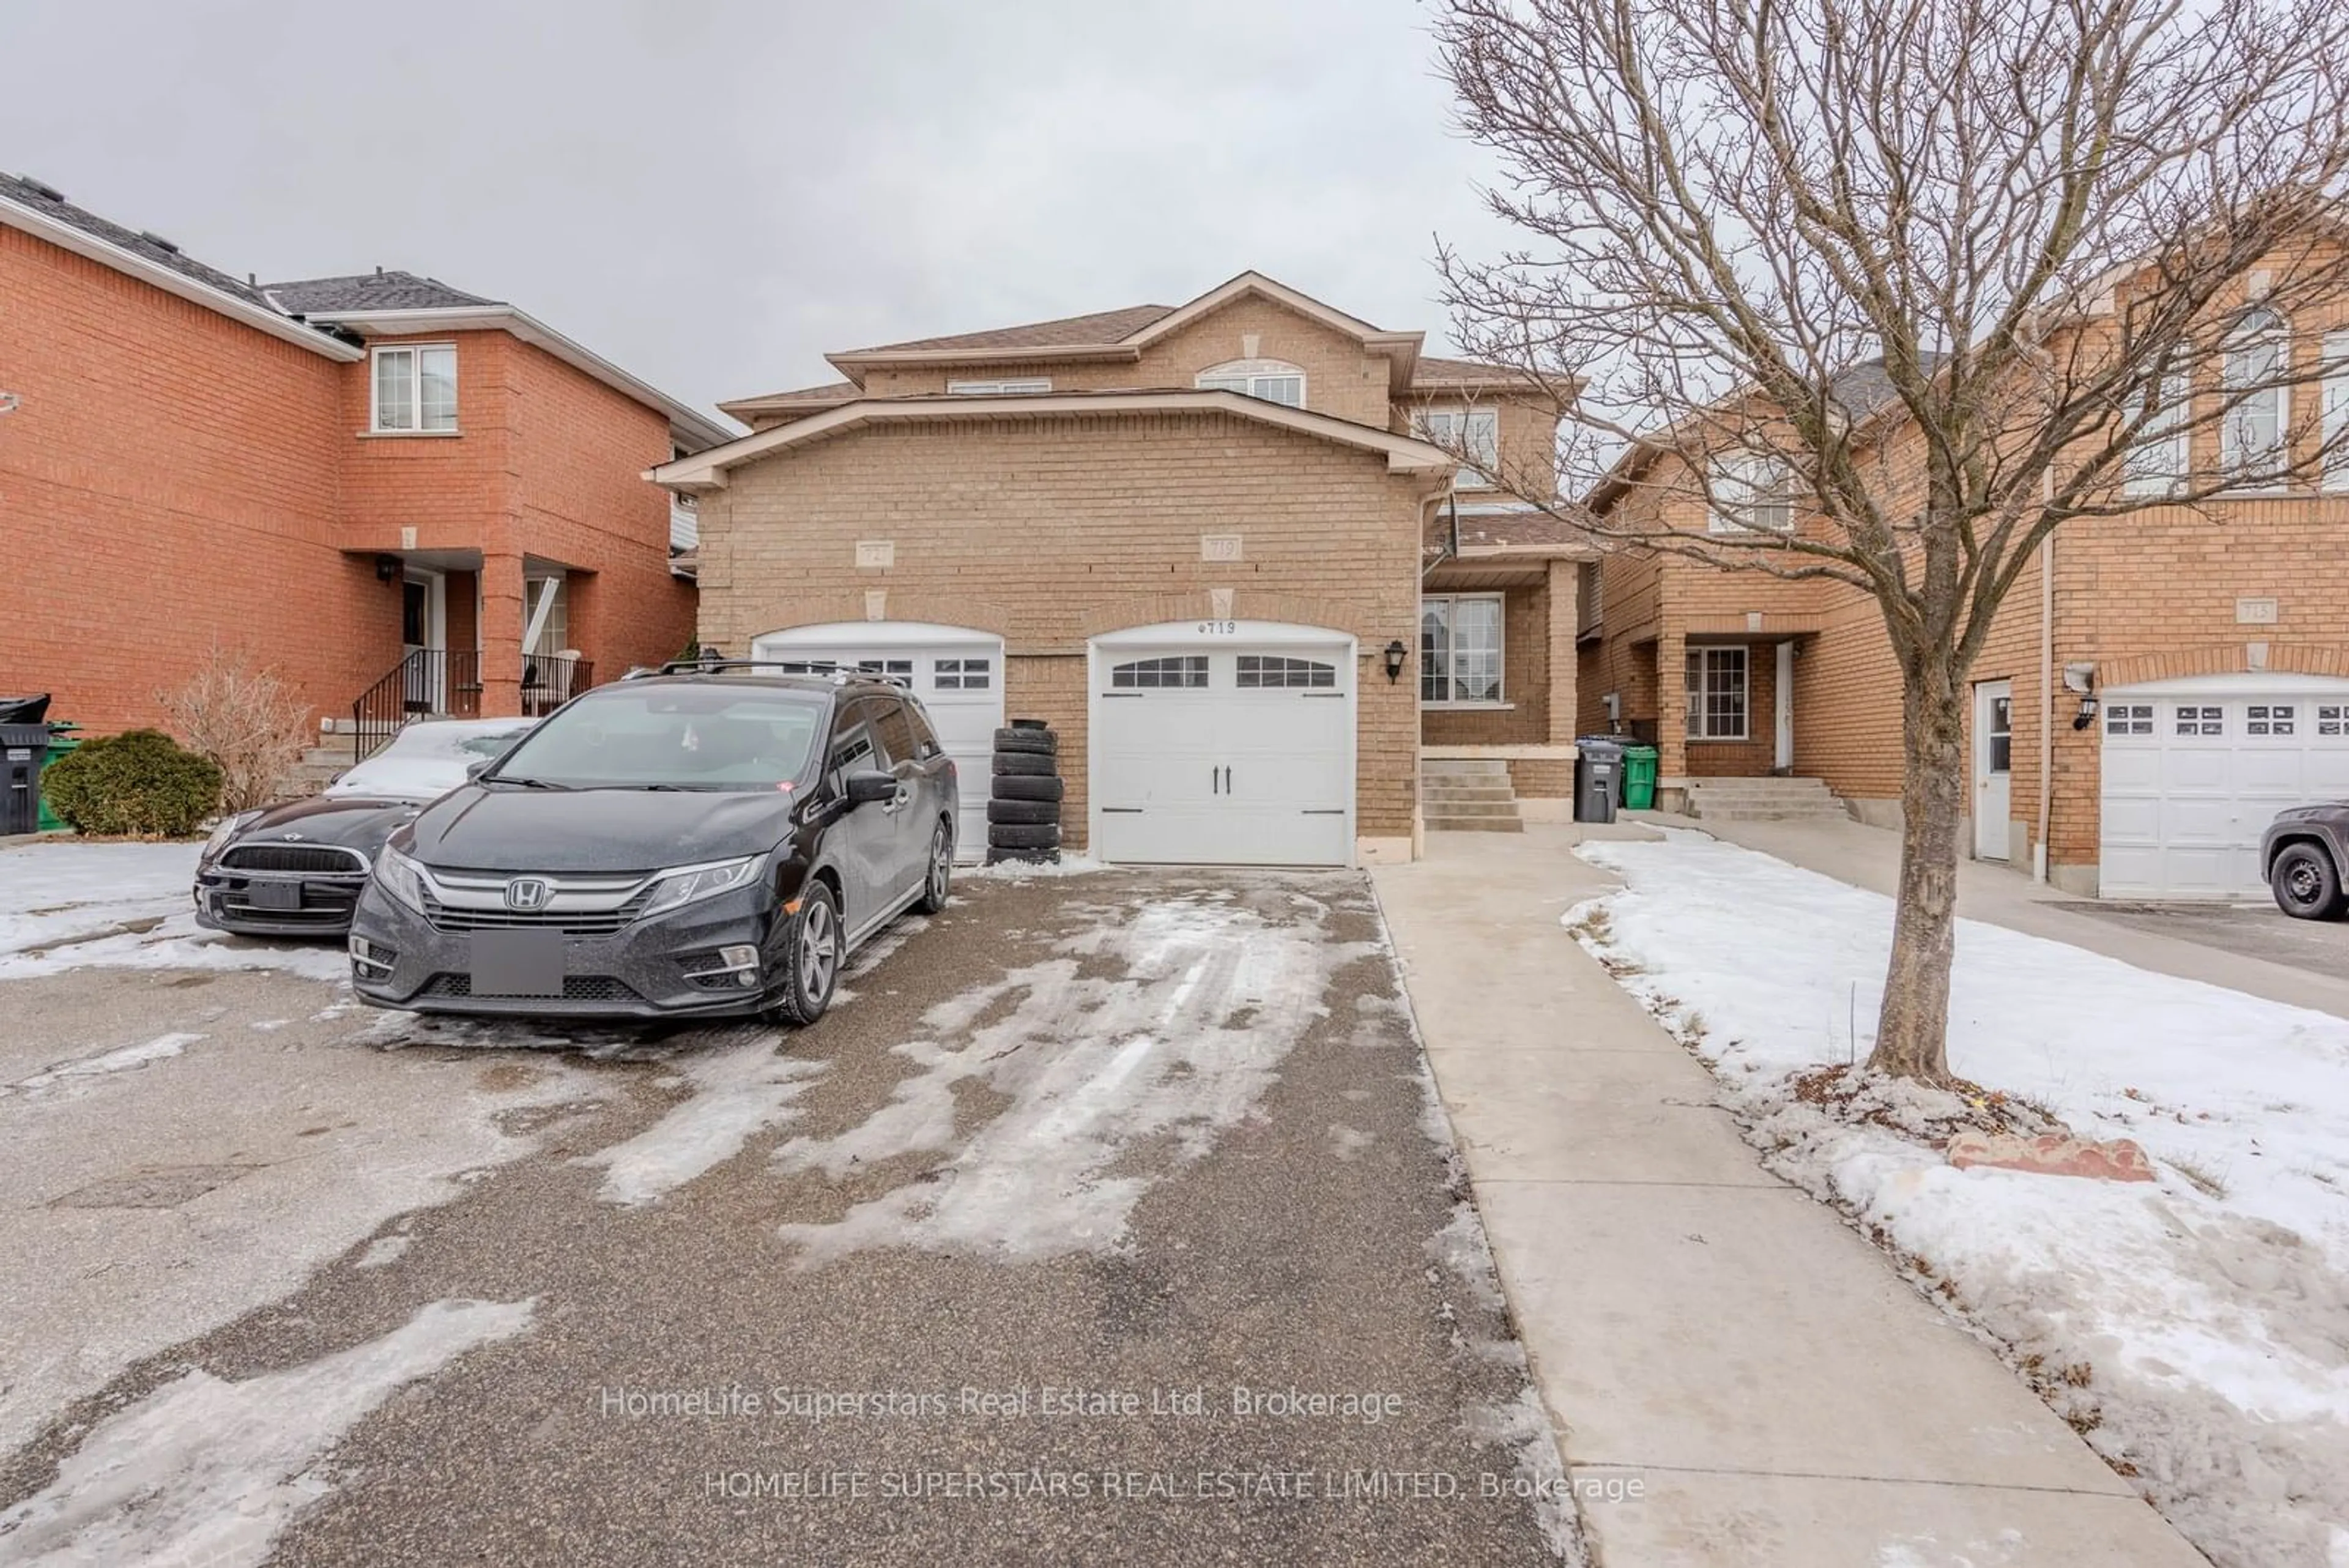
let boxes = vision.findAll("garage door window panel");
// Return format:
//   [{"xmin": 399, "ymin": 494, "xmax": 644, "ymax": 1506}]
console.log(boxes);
[
  {"xmin": 934, "ymin": 658, "xmax": 991, "ymax": 691},
  {"xmin": 2105, "ymin": 702, "xmax": 2155, "ymax": 737},
  {"xmin": 1112, "ymin": 656, "xmax": 1209, "ymax": 690},
  {"xmin": 1422, "ymin": 596, "xmax": 1502, "ymax": 705},
  {"xmin": 2247, "ymin": 704, "xmax": 2297, "ymax": 737},
  {"xmin": 2176, "ymin": 704, "xmax": 2224, "ymax": 737},
  {"xmin": 1238, "ymin": 655, "xmax": 1335, "ymax": 689}
]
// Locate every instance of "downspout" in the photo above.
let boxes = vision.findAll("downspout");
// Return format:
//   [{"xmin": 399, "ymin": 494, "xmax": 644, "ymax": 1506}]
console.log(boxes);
[{"xmin": 2035, "ymin": 522, "xmax": 2054, "ymax": 884}]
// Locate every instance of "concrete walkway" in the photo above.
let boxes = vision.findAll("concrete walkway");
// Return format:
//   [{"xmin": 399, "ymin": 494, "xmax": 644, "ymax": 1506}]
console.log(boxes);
[
  {"xmin": 1373, "ymin": 826, "xmax": 2208, "ymax": 1568},
  {"xmin": 1648, "ymin": 810, "xmax": 2349, "ymax": 1024}
]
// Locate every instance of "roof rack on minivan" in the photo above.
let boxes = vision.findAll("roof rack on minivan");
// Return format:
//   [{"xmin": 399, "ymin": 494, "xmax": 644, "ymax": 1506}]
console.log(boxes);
[{"xmin": 649, "ymin": 656, "xmax": 913, "ymax": 690}]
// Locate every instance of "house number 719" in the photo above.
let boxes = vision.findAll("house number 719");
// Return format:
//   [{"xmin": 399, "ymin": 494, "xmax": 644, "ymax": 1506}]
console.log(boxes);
[{"xmin": 1196, "ymin": 620, "xmax": 1238, "ymax": 635}]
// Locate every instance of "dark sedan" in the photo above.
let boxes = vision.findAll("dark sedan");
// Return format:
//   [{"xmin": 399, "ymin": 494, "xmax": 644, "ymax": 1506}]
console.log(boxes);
[
  {"xmin": 346, "ymin": 671, "xmax": 957, "ymax": 1024},
  {"xmin": 193, "ymin": 719, "xmax": 535, "ymax": 938},
  {"xmin": 2264, "ymin": 804, "xmax": 2349, "ymax": 920}
]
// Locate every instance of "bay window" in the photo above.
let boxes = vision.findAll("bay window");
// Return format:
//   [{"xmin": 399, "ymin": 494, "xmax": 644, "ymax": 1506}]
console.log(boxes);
[{"xmin": 1421, "ymin": 595, "xmax": 1504, "ymax": 704}]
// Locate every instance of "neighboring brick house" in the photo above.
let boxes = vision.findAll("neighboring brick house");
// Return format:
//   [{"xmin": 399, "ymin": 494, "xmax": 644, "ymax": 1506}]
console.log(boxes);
[
  {"xmin": 659, "ymin": 272, "xmax": 1589, "ymax": 866},
  {"xmin": 1581, "ymin": 293, "xmax": 2349, "ymax": 900},
  {"xmin": 0, "ymin": 172, "xmax": 729, "ymax": 749}
]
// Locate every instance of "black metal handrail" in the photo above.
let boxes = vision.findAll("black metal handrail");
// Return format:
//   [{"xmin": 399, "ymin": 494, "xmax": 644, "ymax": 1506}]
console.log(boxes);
[
  {"xmin": 352, "ymin": 649, "xmax": 483, "ymax": 762},
  {"xmin": 521, "ymin": 652, "xmax": 594, "ymax": 716}
]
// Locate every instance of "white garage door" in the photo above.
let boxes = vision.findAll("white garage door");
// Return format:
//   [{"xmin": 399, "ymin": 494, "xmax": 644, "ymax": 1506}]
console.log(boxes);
[
  {"xmin": 749, "ymin": 622, "xmax": 1003, "ymax": 861},
  {"xmin": 1089, "ymin": 622, "xmax": 1355, "ymax": 867},
  {"xmin": 2100, "ymin": 674, "xmax": 2349, "ymax": 899}
]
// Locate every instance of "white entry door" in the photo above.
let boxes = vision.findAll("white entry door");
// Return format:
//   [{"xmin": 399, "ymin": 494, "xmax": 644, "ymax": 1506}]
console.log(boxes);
[
  {"xmin": 1089, "ymin": 622, "xmax": 1355, "ymax": 867},
  {"xmin": 1973, "ymin": 680, "xmax": 2013, "ymax": 860},
  {"xmin": 749, "ymin": 622, "xmax": 1004, "ymax": 861},
  {"xmin": 2099, "ymin": 673, "xmax": 2349, "ymax": 899}
]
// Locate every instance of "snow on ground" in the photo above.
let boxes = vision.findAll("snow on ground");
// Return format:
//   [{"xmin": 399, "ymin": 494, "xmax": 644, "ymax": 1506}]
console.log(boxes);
[
  {"xmin": 5, "ymin": 1033, "xmax": 203, "ymax": 1094},
  {"xmin": 774, "ymin": 888, "xmax": 1373, "ymax": 1264},
  {"xmin": 0, "ymin": 842, "xmax": 347, "ymax": 983},
  {"xmin": 581, "ymin": 1024, "xmax": 825, "ymax": 1207},
  {"xmin": 960, "ymin": 853, "xmax": 1105, "ymax": 882},
  {"xmin": 0, "ymin": 1298, "xmax": 532, "ymax": 1567},
  {"xmin": 1570, "ymin": 834, "xmax": 2349, "ymax": 1568}
]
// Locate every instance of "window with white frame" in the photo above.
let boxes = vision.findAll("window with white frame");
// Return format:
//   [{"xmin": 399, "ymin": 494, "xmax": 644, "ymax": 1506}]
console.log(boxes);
[
  {"xmin": 372, "ymin": 344, "xmax": 457, "ymax": 433},
  {"xmin": 2324, "ymin": 330, "xmax": 2349, "ymax": 492},
  {"xmin": 1708, "ymin": 454, "xmax": 1794, "ymax": 533},
  {"xmin": 1421, "ymin": 595, "xmax": 1503, "ymax": 704},
  {"xmin": 1196, "ymin": 359, "xmax": 1305, "ymax": 407},
  {"xmin": 1110, "ymin": 656, "xmax": 1208, "ymax": 689},
  {"xmin": 933, "ymin": 656, "xmax": 992, "ymax": 690},
  {"xmin": 2220, "ymin": 307, "xmax": 2287, "ymax": 485},
  {"xmin": 1412, "ymin": 407, "xmax": 1501, "ymax": 488},
  {"xmin": 945, "ymin": 378, "xmax": 1052, "ymax": 395},
  {"xmin": 2121, "ymin": 370, "xmax": 2191, "ymax": 498},
  {"xmin": 1684, "ymin": 645, "xmax": 1750, "ymax": 739},
  {"xmin": 2104, "ymin": 702, "xmax": 2154, "ymax": 736}
]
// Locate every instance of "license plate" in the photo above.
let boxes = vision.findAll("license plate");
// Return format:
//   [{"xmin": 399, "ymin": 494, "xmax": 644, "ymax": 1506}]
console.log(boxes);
[
  {"xmin": 248, "ymin": 881, "xmax": 303, "ymax": 911},
  {"xmin": 471, "ymin": 931, "xmax": 567, "ymax": 996}
]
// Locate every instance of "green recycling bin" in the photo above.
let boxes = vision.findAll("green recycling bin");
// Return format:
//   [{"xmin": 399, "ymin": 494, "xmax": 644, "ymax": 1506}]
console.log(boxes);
[
  {"xmin": 37, "ymin": 723, "xmax": 81, "ymax": 833},
  {"xmin": 1620, "ymin": 743, "xmax": 1659, "ymax": 811}
]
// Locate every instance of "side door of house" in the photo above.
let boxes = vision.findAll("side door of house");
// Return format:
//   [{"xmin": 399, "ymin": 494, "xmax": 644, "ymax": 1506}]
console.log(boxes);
[
  {"xmin": 1973, "ymin": 680, "xmax": 2013, "ymax": 860},
  {"xmin": 822, "ymin": 700, "xmax": 891, "ymax": 933}
]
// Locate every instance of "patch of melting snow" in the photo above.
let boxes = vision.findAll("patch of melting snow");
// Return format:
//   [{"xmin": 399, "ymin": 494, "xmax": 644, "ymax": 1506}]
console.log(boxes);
[
  {"xmin": 353, "ymin": 1234, "xmax": 410, "ymax": 1270},
  {"xmin": 9, "ymin": 1033, "xmax": 204, "ymax": 1093},
  {"xmin": 0, "ymin": 1298, "xmax": 533, "ymax": 1568},
  {"xmin": 250, "ymin": 1019, "xmax": 291, "ymax": 1032},
  {"xmin": 774, "ymin": 892, "xmax": 1368, "ymax": 1263},
  {"xmin": 960, "ymin": 853, "xmax": 1106, "ymax": 881},
  {"xmin": 1876, "ymin": 1531, "xmax": 2027, "ymax": 1567},
  {"xmin": 581, "ymin": 1025, "xmax": 825, "ymax": 1206}
]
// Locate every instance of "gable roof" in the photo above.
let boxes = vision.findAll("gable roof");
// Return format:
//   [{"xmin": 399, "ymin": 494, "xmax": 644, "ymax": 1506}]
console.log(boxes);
[
  {"xmin": 649, "ymin": 388, "xmax": 1460, "ymax": 491},
  {"xmin": 265, "ymin": 270, "xmax": 500, "ymax": 314},
  {"xmin": 855, "ymin": 303, "xmax": 1175, "ymax": 355},
  {"xmin": 820, "ymin": 272, "xmax": 1428, "ymax": 392},
  {"xmin": 1413, "ymin": 354, "xmax": 1545, "ymax": 390},
  {"xmin": 0, "ymin": 171, "xmax": 361, "ymax": 360}
]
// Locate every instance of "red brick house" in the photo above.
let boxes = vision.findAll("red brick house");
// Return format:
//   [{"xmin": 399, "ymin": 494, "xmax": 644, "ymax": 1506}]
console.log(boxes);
[{"xmin": 0, "ymin": 171, "xmax": 729, "ymax": 749}]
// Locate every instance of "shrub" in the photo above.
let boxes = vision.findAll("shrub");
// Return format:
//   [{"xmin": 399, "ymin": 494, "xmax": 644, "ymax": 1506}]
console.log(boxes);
[
  {"xmin": 41, "ymin": 729, "xmax": 223, "ymax": 838},
  {"xmin": 158, "ymin": 648, "xmax": 310, "ymax": 814}
]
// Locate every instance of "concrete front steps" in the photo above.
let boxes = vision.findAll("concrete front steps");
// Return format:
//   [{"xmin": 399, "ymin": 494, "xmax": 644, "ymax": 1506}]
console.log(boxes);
[
  {"xmin": 1683, "ymin": 775, "xmax": 1849, "ymax": 822},
  {"xmin": 1422, "ymin": 758, "xmax": 1525, "ymax": 833}
]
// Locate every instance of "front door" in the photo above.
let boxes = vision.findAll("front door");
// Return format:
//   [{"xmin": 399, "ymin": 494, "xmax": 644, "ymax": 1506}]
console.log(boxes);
[
  {"xmin": 401, "ymin": 571, "xmax": 445, "ymax": 713},
  {"xmin": 1773, "ymin": 642, "xmax": 1795, "ymax": 771},
  {"xmin": 1973, "ymin": 680, "xmax": 2013, "ymax": 860}
]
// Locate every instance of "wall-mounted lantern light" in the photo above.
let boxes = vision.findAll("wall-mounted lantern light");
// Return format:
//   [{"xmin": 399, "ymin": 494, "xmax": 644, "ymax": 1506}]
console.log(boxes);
[
  {"xmin": 374, "ymin": 554, "xmax": 402, "ymax": 582},
  {"xmin": 1383, "ymin": 639, "xmax": 1409, "ymax": 683},
  {"xmin": 2073, "ymin": 693, "xmax": 2100, "ymax": 731}
]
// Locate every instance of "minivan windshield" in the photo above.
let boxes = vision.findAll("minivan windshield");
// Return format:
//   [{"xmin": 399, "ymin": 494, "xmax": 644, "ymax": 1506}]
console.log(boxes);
[{"xmin": 486, "ymin": 685, "xmax": 824, "ymax": 791}]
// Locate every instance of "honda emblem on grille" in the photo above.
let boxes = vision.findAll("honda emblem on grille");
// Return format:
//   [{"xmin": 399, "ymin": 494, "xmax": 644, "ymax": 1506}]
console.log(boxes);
[
  {"xmin": 281, "ymin": 831, "xmax": 305, "ymax": 841},
  {"xmin": 503, "ymin": 877, "xmax": 551, "ymax": 912}
]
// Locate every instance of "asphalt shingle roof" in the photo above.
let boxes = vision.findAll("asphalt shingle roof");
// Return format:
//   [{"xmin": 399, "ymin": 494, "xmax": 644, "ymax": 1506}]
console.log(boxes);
[
  {"xmin": 0, "ymin": 170, "xmax": 278, "ymax": 310},
  {"xmin": 850, "ymin": 303, "xmax": 1177, "ymax": 355},
  {"xmin": 264, "ymin": 270, "xmax": 502, "ymax": 314},
  {"xmin": 1412, "ymin": 354, "xmax": 1541, "ymax": 388}
]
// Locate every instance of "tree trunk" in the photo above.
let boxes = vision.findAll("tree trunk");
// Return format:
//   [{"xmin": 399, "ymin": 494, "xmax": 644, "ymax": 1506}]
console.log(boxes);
[{"xmin": 1867, "ymin": 660, "xmax": 1969, "ymax": 1083}]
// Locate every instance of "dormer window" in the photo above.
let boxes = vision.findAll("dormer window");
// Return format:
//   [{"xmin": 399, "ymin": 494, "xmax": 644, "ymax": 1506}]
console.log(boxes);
[
  {"xmin": 372, "ymin": 344, "xmax": 457, "ymax": 433},
  {"xmin": 1197, "ymin": 360, "xmax": 1305, "ymax": 407}
]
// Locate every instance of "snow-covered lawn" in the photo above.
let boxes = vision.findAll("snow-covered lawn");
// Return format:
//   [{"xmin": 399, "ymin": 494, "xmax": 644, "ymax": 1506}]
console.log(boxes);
[
  {"xmin": 1570, "ymin": 833, "xmax": 2349, "ymax": 1568},
  {"xmin": 0, "ymin": 842, "xmax": 346, "ymax": 983}
]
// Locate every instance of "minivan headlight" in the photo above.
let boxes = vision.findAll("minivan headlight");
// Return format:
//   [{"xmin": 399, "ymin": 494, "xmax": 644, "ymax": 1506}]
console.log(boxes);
[
  {"xmin": 637, "ymin": 855, "xmax": 765, "ymax": 918},
  {"xmin": 373, "ymin": 844, "xmax": 429, "ymax": 913}
]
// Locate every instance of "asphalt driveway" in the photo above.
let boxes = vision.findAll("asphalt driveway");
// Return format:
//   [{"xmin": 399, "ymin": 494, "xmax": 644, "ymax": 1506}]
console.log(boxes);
[
  {"xmin": 2056, "ymin": 897, "xmax": 2349, "ymax": 980},
  {"xmin": 0, "ymin": 868, "xmax": 1573, "ymax": 1566}
]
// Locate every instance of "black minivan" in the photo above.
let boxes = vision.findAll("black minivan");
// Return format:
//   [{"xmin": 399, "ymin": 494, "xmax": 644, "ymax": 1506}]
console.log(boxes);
[{"xmin": 347, "ymin": 669, "xmax": 957, "ymax": 1024}]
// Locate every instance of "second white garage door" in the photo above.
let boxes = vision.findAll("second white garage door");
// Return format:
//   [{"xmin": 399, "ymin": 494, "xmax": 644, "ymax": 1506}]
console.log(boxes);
[
  {"xmin": 1089, "ymin": 622, "xmax": 1356, "ymax": 867},
  {"xmin": 748, "ymin": 622, "xmax": 1003, "ymax": 861},
  {"xmin": 2100, "ymin": 672, "xmax": 2349, "ymax": 899}
]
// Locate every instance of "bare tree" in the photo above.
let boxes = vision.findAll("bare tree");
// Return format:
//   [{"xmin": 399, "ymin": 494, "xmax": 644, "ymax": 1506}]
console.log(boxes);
[
  {"xmin": 1432, "ymin": 0, "xmax": 2349, "ymax": 1082},
  {"xmin": 159, "ymin": 648, "xmax": 311, "ymax": 814}
]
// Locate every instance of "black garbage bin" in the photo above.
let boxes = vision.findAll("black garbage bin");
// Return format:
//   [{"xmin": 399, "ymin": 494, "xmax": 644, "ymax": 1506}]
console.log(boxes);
[
  {"xmin": 0, "ymin": 694, "xmax": 52, "ymax": 726},
  {"xmin": 1574, "ymin": 735, "xmax": 1625, "ymax": 824},
  {"xmin": 1, "ymin": 723, "xmax": 51, "ymax": 835}
]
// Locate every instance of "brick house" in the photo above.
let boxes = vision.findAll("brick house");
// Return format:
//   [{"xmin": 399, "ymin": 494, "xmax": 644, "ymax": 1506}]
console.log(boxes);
[
  {"xmin": 658, "ymin": 272, "xmax": 1590, "ymax": 866},
  {"xmin": 0, "ymin": 172, "xmax": 729, "ymax": 749},
  {"xmin": 1580, "ymin": 295, "xmax": 2349, "ymax": 900}
]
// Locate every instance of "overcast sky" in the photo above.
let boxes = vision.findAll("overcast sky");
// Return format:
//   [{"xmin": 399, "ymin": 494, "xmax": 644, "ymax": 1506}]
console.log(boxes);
[{"xmin": 0, "ymin": 0, "xmax": 1520, "ymax": 420}]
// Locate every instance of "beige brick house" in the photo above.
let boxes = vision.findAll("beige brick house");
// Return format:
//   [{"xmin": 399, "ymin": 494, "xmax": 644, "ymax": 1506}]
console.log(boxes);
[
  {"xmin": 1580, "ymin": 288, "xmax": 2349, "ymax": 899},
  {"xmin": 654, "ymin": 272, "xmax": 1589, "ymax": 865}
]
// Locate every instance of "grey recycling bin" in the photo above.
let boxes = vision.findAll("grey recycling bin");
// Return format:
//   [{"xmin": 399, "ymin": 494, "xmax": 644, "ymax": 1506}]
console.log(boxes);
[
  {"xmin": 1573, "ymin": 735, "xmax": 1625, "ymax": 825},
  {"xmin": 1, "ymin": 723, "xmax": 51, "ymax": 836}
]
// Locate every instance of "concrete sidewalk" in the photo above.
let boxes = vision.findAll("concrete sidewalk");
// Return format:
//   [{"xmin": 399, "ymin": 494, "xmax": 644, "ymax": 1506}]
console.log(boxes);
[
  {"xmin": 1649, "ymin": 810, "xmax": 2349, "ymax": 1024},
  {"xmin": 1374, "ymin": 826, "xmax": 2206, "ymax": 1568}
]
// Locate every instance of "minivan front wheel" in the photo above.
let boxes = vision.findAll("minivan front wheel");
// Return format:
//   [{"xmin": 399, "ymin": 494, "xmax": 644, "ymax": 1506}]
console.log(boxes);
[
  {"xmin": 918, "ymin": 822, "xmax": 952, "ymax": 914},
  {"xmin": 2270, "ymin": 842, "xmax": 2348, "ymax": 921},
  {"xmin": 772, "ymin": 881, "xmax": 841, "ymax": 1025}
]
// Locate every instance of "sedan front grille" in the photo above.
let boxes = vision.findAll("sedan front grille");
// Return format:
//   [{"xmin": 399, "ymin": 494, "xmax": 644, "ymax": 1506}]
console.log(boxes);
[
  {"xmin": 419, "ymin": 888, "xmax": 654, "ymax": 936},
  {"xmin": 218, "ymin": 844, "xmax": 368, "ymax": 875},
  {"xmin": 420, "ymin": 973, "xmax": 639, "ymax": 1003}
]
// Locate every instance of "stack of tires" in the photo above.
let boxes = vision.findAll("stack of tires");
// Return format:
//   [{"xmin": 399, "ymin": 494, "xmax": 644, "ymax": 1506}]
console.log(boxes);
[{"xmin": 987, "ymin": 720, "xmax": 1063, "ymax": 865}]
